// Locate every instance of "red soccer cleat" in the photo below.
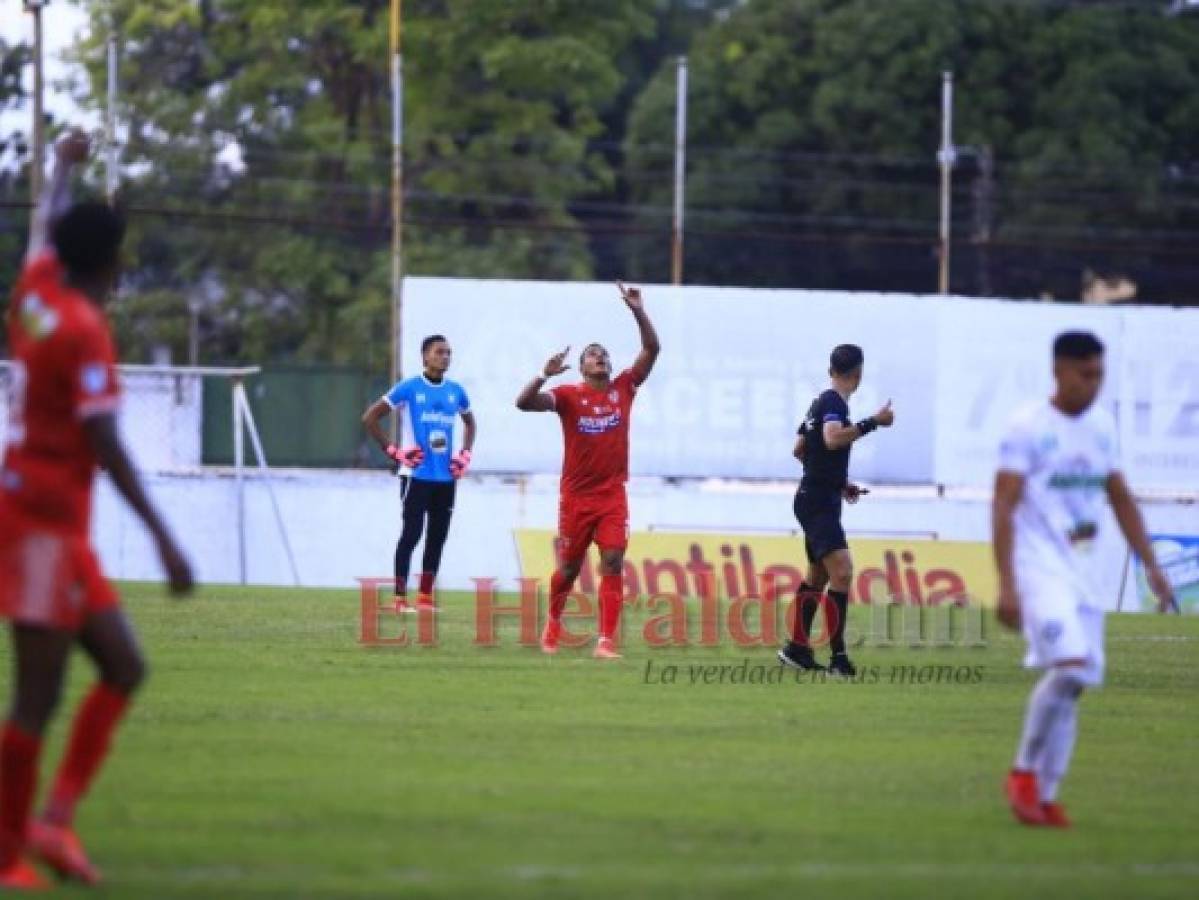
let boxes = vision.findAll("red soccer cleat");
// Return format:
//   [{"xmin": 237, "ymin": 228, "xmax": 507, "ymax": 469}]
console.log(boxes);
[
  {"xmin": 0, "ymin": 856, "xmax": 49, "ymax": 891},
  {"xmin": 593, "ymin": 637, "xmax": 622, "ymax": 660},
  {"xmin": 414, "ymin": 594, "xmax": 438, "ymax": 614},
  {"xmin": 541, "ymin": 618, "xmax": 562, "ymax": 654},
  {"xmin": 28, "ymin": 820, "xmax": 101, "ymax": 885},
  {"xmin": 1005, "ymin": 769, "xmax": 1047, "ymax": 826},
  {"xmin": 393, "ymin": 597, "xmax": 414, "ymax": 614},
  {"xmin": 1040, "ymin": 801, "xmax": 1071, "ymax": 828}
]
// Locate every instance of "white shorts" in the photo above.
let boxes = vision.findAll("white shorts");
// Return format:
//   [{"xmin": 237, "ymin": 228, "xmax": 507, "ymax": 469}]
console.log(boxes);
[{"xmin": 1019, "ymin": 580, "xmax": 1106, "ymax": 687}]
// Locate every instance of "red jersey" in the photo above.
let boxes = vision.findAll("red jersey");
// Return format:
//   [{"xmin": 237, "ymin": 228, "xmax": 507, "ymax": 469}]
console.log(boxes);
[
  {"xmin": 2, "ymin": 253, "xmax": 120, "ymax": 535},
  {"xmin": 551, "ymin": 368, "xmax": 639, "ymax": 497}
]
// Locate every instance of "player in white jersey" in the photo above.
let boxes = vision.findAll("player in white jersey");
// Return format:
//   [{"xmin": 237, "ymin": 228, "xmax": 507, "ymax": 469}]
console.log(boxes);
[{"xmin": 993, "ymin": 331, "xmax": 1176, "ymax": 828}]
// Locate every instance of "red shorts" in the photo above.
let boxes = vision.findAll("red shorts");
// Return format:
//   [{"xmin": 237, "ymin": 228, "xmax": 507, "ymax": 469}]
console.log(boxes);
[
  {"xmin": 0, "ymin": 515, "xmax": 118, "ymax": 631},
  {"xmin": 556, "ymin": 490, "xmax": 629, "ymax": 565}
]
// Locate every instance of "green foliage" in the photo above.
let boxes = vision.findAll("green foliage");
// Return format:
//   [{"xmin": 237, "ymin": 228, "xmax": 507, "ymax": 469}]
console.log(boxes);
[
  {"xmin": 66, "ymin": 0, "xmax": 656, "ymax": 363},
  {"xmin": 624, "ymin": 0, "xmax": 1199, "ymax": 294},
  {"xmin": 7, "ymin": 0, "xmax": 1195, "ymax": 360}
]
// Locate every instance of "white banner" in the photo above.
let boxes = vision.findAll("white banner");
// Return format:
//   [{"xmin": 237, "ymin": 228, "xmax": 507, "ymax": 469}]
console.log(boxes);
[
  {"xmin": 1118, "ymin": 307, "xmax": 1199, "ymax": 491},
  {"xmin": 932, "ymin": 300, "xmax": 1124, "ymax": 488},
  {"xmin": 403, "ymin": 279, "xmax": 937, "ymax": 482},
  {"xmin": 400, "ymin": 279, "xmax": 1199, "ymax": 491}
]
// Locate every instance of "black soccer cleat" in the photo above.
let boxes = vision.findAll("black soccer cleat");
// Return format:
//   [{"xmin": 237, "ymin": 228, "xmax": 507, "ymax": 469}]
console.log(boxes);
[
  {"xmin": 827, "ymin": 652, "xmax": 857, "ymax": 678},
  {"xmin": 777, "ymin": 642, "xmax": 826, "ymax": 672}
]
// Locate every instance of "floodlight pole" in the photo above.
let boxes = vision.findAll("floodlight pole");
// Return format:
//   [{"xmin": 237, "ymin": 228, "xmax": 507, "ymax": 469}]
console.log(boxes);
[
  {"xmin": 937, "ymin": 70, "xmax": 954, "ymax": 295},
  {"xmin": 105, "ymin": 2, "xmax": 119, "ymax": 202},
  {"xmin": 389, "ymin": 0, "xmax": 405, "ymax": 411},
  {"xmin": 26, "ymin": 1, "xmax": 49, "ymax": 202},
  {"xmin": 671, "ymin": 56, "xmax": 688, "ymax": 286}
]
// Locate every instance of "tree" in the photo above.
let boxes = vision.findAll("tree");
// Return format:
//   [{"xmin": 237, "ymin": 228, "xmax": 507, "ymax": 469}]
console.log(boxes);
[
  {"xmin": 67, "ymin": 0, "xmax": 654, "ymax": 363},
  {"xmin": 1, "ymin": 37, "xmax": 33, "ymax": 336},
  {"xmin": 623, "ymin": 0, "xmax": 1199, "ymax": 300}
]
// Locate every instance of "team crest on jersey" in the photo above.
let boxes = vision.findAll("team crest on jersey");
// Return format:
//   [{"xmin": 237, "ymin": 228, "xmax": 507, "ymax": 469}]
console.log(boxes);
[
  {"xmin": 1041, "ymin": 621, "xmax": 1063, "ymax": 643},
  {"xmin": 608, "ymin": 390, "xmax": 618, "ymax": 403},
  {"xmin": 81, "ymin": 364, "xmax": 109, "ymax": 395},
  {"xmin": 416, "ymin": 393, "xmax": 426, "ymax": 403},
  {"xmin": 18, "ymin": 294, "xmax": 59, "ymax": 339}
]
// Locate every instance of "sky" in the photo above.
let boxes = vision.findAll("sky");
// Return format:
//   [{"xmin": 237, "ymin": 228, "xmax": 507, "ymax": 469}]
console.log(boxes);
[{"xmin": 2, "ymin": 1, "xmax": 95, "ymax": 167}]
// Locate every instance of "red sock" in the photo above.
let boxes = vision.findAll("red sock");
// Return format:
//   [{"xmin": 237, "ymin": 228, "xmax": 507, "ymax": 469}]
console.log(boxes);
[
  {"xmin": 599, "ymin": 574, "xmax": 623, "ymax": 641},
  {"xmin": 0, "ymin": 723, "xmax": 42, "ymax": 867},
  {"xmin": 418, "ymin": 572, "xmax": 435, "ymax": 596},
  {"xmin": 43, "ymin": 684, "xmax": 130, "ymax": 828},
  {"xmin": 549, "ymin": 570, "xmax": 573, "ymax": 621}
]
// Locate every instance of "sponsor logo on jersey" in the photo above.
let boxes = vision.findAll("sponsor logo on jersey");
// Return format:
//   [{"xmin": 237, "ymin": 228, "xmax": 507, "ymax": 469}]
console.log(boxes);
[
  {"xmin": 419, "ymin": 410, "xmax": 456, "ymax": 426},
  {"xmin": 1047, "ymin": 472, "xmax": 1107, "ymax": 489},
  {"xmin": 577, "ymin": 411, "xmax": 622, "ymax": 434}
]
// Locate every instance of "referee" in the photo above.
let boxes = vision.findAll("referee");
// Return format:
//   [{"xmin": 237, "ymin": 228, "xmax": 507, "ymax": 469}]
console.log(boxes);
[
  {"xmin": 778, "ymin": 344, "xmax": 894, "ymax": 676},
  {"xmin": 362, "ymin": 334, "xmax": 477, "ymax": 613}
]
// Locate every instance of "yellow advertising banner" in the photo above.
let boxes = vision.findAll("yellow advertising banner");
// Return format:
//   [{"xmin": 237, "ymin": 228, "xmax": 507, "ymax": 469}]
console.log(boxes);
[{"xmin": 514, "ymin": 529, "xmax": 998, "ymax": 608}]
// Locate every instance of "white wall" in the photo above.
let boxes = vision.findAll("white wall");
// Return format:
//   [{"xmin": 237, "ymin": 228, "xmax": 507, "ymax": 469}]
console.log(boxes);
[
  {"xmin": 402, "ymin": 278, "xmax": 1199, "ymax": 489},
  {"xmin": 7, "ymin": 282, "xmax": 1196, "ymax": 489},
  {"xmin": 91, "ymin": 468, "xmax": 1195, "ymax": 611}
]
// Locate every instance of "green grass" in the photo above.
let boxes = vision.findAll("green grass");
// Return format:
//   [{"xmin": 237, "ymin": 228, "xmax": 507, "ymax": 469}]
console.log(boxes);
[{"xmin": 3, "ymin": 584, "xmax": 1197, "ymax": 898}]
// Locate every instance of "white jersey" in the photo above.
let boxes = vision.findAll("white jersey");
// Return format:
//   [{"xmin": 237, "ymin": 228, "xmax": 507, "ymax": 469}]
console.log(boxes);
[{"xmin": 997, "ymin": 400, "xmax": 1119, "ymax": 605}]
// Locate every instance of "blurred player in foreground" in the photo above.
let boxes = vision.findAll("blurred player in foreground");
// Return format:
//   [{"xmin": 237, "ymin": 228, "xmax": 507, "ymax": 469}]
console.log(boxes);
[
  {"xmin": 777, "ymin": 344, "xmax": 893, "ymax": 677},
  {"xmin": 515, "ymin": 283, "xmax": 659, "ymax": 659},
  {"xmin": 0, "ymin": 132, "xmax": 193, "ymax": 889},
  {"xmin": 994, "ymin": 330, "xmax": 1176, "ymax": 828},
  {"xmin": 363, "ymin": 335, "xmax": 476, "ymax": 613}
]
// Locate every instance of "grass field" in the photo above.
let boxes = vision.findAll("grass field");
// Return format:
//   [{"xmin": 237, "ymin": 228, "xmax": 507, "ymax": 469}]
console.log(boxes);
[{"xmin": 2, "ymin": 584, "xmax": 1197, "ymax": 899}]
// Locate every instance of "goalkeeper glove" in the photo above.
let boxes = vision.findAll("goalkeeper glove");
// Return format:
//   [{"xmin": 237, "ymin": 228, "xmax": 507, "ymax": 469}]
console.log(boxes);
[
  {"xmin": 387, "ymin": 444, "xmax": 425, "ymax": 468},
  {"xmin": 450, "ymin": 448, "xmax": 472, "ymax": 479}
]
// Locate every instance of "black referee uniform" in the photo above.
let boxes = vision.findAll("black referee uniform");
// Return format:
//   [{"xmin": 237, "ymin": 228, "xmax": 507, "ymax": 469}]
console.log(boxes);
[{"xmin": 781, "ymin": 388, "xmax": 857, "ymax": 674}]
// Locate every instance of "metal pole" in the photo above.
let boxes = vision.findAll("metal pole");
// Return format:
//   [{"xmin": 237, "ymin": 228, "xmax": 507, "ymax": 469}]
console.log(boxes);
[
  {"xmin": 390, "ymin": 0, "xmax": 404, "ymax": 402},
  {"xmin": 233, "ymin": 377, "xmax": 247, "ymax": 584},
  {"xmin": 938, "ymin": 70, "xmax": 954, "ymax": 295},
  {"xmin": 236, "ymin": 385, "xmax": 301, "ymax": 586},
  {"xmin": 105, "ymin": 3, "xmax": 119, "ymax": 202},
  {"xmin": 671, "ymin": 56, "xmax": 688, "ymax": 286},
  {"xmin": 188, "ymin": 301, "xmax": 200, "ymax": 366},
  {"xmin": 29, "ymin": 2, "xmax": 46, "ymax": 202}
]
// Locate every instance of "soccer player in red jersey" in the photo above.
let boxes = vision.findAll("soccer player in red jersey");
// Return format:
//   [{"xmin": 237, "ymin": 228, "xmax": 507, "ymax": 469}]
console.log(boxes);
[
  {"xmin": 515, "ymin": 283, "xmax": 660, "ymax": 659},
  {"xmin": 0, "ymin": 132, "xmax": 192, "ymax": 889}
]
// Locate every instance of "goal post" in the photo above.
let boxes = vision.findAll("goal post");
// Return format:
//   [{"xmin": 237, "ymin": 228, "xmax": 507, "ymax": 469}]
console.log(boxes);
[{"xmin": 0, "ymin": 361, "xmax": 300, "ymax": 587}]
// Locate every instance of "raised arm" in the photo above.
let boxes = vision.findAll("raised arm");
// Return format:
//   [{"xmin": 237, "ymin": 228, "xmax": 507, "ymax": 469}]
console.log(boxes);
[
  {"xmin": 618, "ymin": 282, "xmax": 660, "ymax": 383},
  {"xmin": 823, "ymin": 399, "xmax": 894, "ymax": 450},
  {"xmin": 27, "ymin": 130, "xmax": 90, "ymax": 262},
  {"xmin": 1107, "ymin": 472, "xmax": 1178, "ymax": 613},
  {"xmin": 516, "ymin": 346, "xmax": 570, "ymax": 412}
]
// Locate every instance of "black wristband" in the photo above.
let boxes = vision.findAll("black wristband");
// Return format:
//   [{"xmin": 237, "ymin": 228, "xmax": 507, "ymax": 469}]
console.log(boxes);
[{"xmin": 855, "ymin": 417, "xmax": 878, "ymax": 436}]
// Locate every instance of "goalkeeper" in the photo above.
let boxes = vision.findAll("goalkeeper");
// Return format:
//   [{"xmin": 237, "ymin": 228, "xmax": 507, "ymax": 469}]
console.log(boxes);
[{"xmin": 362, "ymin": 335, "xmax": 477, "ymax": 613}]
